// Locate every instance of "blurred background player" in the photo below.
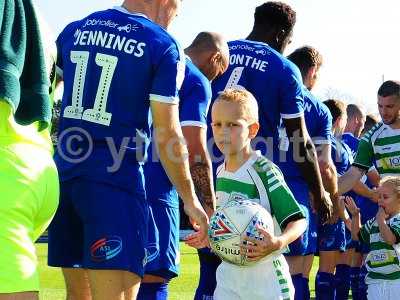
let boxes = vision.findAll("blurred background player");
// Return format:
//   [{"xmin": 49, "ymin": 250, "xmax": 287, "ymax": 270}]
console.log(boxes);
[
  {"xmin": 342, "ymin": 104, "xmax": 366, "ymax": 157},
  {"xmin": 47, "ymin": 0, "xmax": 208, "ymax": 299},
  {"xmin": 339, "ymin": 80, "xmax": 400, "ymax": 191},
  {"xmin": 343, "ymin": 177, "xmax": 400, "ymax": 300},
  {"xmin": 211, "ymin": 89, "xmax": 306, "ymax": 300},
  {"xmin": 0, "ymin": 1, "xmax": 59, "ymax": 299},
  {"xmin": 138, "ymin": 31, "xmax": 228, "ymax": 300},
  {"xmin": 194, "ymin": 3, "xmax": 333, "ymax": 299},
  {"xmin": 347, "ymin": 114, "xmax": 380, "ymax": 300},
  {"xmin": 287, "ymin": 46, "xmax": 337, "ymax": 300}
]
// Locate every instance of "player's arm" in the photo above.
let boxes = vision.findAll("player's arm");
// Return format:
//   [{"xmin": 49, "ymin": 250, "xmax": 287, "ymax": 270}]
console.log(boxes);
[
  {"xmin": 151, "ymin": 102, "xmax": 208, "ymax": 237},
  {"xmin": 242, "ymin": 164, "xmax": 306, "ymax": 260},
  {"xmin": 284, "ymin": 116, "xmax": 332, "ymax": 222},
  {"xmin": 338, "ymin": 166, "xmax": 365, "ymax": 195},
  {"xmin": 150, "ymin": 45, "xmax": 208, "ymax": 241},
  {"xmin": 339, "ymin": 135, "xmax": 374, "ymax": 194},
  {"xmin": 182, "ymin": 125, "xmax": 216, "ymax": 217},
  {"xmin": 316, "ymin": 143, "xmax": 340, "ymax": 223},
  {"xmin": 367, "ymin": 167, "xmax": 380, "ymax": 187},
  {"xmin": 351, "ymin": 180, "xmax": 378, "ymax": 202}
]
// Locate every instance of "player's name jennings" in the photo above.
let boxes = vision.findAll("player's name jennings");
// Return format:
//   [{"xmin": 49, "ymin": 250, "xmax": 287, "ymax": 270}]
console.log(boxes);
[{"xmin": 73, "ymin": 29, "xmax": 146, "ymax": 57}]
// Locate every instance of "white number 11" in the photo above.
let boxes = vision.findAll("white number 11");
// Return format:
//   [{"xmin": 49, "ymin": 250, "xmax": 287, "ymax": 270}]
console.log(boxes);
[{"xmin": 63, "ymin": 50, "xmax": 118, "ymax": 126}]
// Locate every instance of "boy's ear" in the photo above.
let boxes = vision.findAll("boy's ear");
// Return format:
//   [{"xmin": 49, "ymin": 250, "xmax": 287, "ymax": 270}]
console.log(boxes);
[{"xmin": 248, "ymin": 122, "xmax": 260, "ymax": 139}]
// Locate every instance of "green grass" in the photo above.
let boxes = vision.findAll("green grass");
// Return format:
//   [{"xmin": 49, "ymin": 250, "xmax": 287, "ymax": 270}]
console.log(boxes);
[{"xmin": 37, "ymin": 243, "xmax": 319, "ymax": 299}]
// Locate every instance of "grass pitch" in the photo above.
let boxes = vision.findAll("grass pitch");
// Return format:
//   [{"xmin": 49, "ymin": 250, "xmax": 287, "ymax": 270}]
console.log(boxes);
[{"xmin": 37, "ymin": 243, "xmax": 319, "ymax": 299}]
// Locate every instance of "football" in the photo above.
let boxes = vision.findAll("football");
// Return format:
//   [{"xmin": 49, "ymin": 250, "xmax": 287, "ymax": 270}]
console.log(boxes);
[{"xmin": 208, "ymin": 199, "xmax": 274, "ymax": 266}]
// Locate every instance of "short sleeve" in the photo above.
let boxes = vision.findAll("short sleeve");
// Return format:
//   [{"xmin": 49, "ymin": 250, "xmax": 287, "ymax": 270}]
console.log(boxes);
[
  {"xmin": 150, "ymin": 45, "xmax": 185, "ymax": 104},
  {"xmin": 262, "ymin": 163, "xmax": 305, "ymax": 229},
  {"xmin": 179, "ymin": 78, "xmax": 211, "ymax": 128},
  {"xmin": 313, "ymin": 105, "xmax": 333, "ymax": 145},
  {"xmin": 359, "ymin": 218, "xmax": 374, "ymax": 244},
  {"xmin": 389, "ymin": 216, "xmax": 400, "ymax": 243},
  {"xmin": 279, "ymin": 62, "xmax": 304, "ymax": 119},
  {"xmin": 354, "ymin": 136, "xmax": 374, "ymax": 171}
]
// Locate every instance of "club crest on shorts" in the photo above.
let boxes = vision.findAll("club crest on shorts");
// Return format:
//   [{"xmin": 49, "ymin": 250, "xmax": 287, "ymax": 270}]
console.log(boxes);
[{"xmin": 90, "ymin": 236, "xmax": 123, "ymax": 262}]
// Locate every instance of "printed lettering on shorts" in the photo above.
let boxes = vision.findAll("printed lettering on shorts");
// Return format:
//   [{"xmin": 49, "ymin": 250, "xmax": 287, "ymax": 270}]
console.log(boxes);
[
  {"xmin": 90, "ymin": 236, "xmax": 123, "ymax": 262},
  {"xmin": 273, "ymin": 258, "xmax": 291, "ymax": 300}
]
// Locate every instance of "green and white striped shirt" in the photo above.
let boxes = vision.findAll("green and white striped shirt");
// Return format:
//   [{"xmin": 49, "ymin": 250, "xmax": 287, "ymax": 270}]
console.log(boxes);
[
  {"xmin": 354, "ymin": 122, "xmax": 400, "ymax": 177},
  {"xmin": 359, "ymin": 213, "xmax": 400, "ymax": 284},
  {"xmin": 215, "ymin": 151, "xmax": 304, "ymax": 241}
]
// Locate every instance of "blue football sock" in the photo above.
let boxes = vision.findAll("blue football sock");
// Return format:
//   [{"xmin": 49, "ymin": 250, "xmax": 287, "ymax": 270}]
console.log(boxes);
[
  {"xmin": 194, "ymin": 258, "xmax": 219, "ymax": 300},
  {"xmin": 334, "ymin": 264, "xmax": 351, "ymax": 300},
  {"xmin": 302, "ymin": 277, "xmax": 310, "ymax": 300},
  {"xmin": 315, "ymin": 271, "xmax": 335, "ymax": 300},
  {"xmin": 350, "ymin": 266, "xmax": 360, "ymax": 300},
  {"xmin": 358, "ymin": 265, "xmax": 368, "ymax": 300},
  {"xmin": 292, "ymin": 273, "xmax": 305, "ymax": 300},
  {"xmin": 137, "ymin": 282, "xmax": 168, "ymax": 300}
]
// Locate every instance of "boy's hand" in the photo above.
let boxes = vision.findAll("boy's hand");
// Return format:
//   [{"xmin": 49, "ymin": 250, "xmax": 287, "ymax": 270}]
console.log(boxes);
[
  {"xmin": 376, "ymin": 207, "xmax": 389, "ymax": 224},
  {"xmin": 344, "ymin": 196, "xmax": 359, "ymax": 216},
  {"xmin": 240, "ymin": 226, "xmax": 282, "ymax": 262}
]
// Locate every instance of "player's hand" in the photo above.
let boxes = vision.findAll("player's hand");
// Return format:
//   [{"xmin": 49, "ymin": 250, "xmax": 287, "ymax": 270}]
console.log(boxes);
[
  {"xmin": 184, "ymin": 200, "xmax": 209, "ymax": 245},
  {"xmin": 311, "ymin": 190, "xmax": 333, "ymax": 224},
  {"xmin": 328, "ymin": 193, "xmax": 340, "ymax": 224},
  {"xmin": 240, "ymin": 226, "xmax": 282, "ymax": 262},
  {"xmin": 376, "ymin": 207, "xmax": 388, "ymax": 224},
  {"xmin": 344, "ymin": 196, "xmax": 360, "ymax": 216},
  {"xmin": 184, "ymin": 226, "xmax": 210, "ymax": 249}
]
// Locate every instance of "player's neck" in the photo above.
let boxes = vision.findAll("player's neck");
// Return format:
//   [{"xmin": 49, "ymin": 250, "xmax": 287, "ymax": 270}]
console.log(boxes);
[
  {"xmin": 225, "ymin": 147, "xmax": 255, "ymax": 173},
  {"xmin": 389, "ymin": 119, "xmax": 400, "ymax": 129},
  {"xmin": 121, "ymin": 1, "xmax": 158, "ymax": 25}
]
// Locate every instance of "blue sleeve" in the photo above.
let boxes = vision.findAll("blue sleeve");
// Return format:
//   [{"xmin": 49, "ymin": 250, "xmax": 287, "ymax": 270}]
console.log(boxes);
[
  {"xmin": 279, "ymin": 62, "xmax": 304, "ymax": 119},
  {"xmin": 179, "ymin": 79, "xmax": 211, "ymax": 128},
  {"xmin": 314, "ymin": 105, "xmax": 333, "ymax": 145},
  {"xmin": 149, "ymin": 44, "xmax": 185, "ymax": 104}
]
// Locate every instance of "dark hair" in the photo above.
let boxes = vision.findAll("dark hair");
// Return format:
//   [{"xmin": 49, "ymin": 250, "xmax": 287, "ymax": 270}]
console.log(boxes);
[
  {"xmin": 378, "ymin": 80, "xmax": 400, "ymax": 97},
  {"xmin": 254, "ymin": 2, "xmax": 296, "ymax": 33},
  {"xmin": 323, "ymin": 99, "xmax": 347, "ymax": 123},
  {"xmin": 363, "ymin": 114, "xmax": 380, "ymax": 134},
  {"xmin": 287, "ymin": 46, "xmax": 322, "ymax": 79}
]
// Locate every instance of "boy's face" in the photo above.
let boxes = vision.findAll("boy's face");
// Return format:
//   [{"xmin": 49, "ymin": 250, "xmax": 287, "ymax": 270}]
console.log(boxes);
[
  {"xmin": 378, "ymin": 183, "xmax": 400, "ymax": 216},
  {"xmin": 211, "ymin": 100, "xmax": 254, "ymax": 157}
]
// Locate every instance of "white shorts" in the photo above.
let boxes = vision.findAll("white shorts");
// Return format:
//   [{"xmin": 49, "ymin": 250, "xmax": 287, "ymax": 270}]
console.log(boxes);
[
  {"xmin": 367, "ymin": 280, "xmax": 400, "ymax": 300},
  {"xmin": 214, "ymin": 255, "xmax": 294, "ymax": 300}
]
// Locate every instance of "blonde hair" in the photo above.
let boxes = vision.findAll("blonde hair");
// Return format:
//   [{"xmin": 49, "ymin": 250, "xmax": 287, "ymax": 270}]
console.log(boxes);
[
  {"xmin": 380, "ymin": 176, "xmax": 400, "ymax": 197},
  {"xmin": 215, "ymin": 89, "xmax": 259, "ymax": 123}
]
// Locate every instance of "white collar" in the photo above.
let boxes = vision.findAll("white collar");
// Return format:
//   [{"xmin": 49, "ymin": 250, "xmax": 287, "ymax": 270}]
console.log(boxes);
[{"xmin": 112, "ymin": 6, "xmax": 149, "ymax": 19}]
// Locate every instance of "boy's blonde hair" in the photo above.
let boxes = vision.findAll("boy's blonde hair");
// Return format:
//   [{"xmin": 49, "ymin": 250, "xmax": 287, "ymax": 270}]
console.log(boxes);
[
  {"xmin": 215, "ymin": 89, "xmax": 259, "ymax": 123},
  {"xmin": 381, "ymin": 176, "xmax": 400, "ymax": 197}
]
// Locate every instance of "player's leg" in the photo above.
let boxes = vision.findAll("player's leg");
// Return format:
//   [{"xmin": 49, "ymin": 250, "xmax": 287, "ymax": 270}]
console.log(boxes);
[
  {"xmin": 88, "ymin": 270, "xmax": 141, "ymax": 300},
  {"xmin": 73, "ymin": 179, "xmax": 148, "ymax": 300},
  {"xmin": 0, "ymin": 143, "xmax": 57, "ymax": 297},
  {"xmin": 62, "ymin": 269, "xmax": 91, "ymax": 300},
  {"xmin": 350, "ymin": 249, "xmax": 363, "ymax": 300},
  {"xmin": 195, "ymin": 249, "xmax": 221, "ymax": 300},
  {"xmin": 138, "ymin": 200, "xmax": 180, "ymax": 300},
  {"xmin": 335, "ymin": 228, "xmax": 355, "ymax": 300},
  {"xmin": 48, "ymin": 179, "xmax": 89, "ymax": 299},
  {"xmin": 302, "ymin": 210, "xmax": 318, "ymax": 300},
  {"xmin": 315, "ymin": 220, "xmax": 346, "ymax": 300},
  {"xmin": 241, "ymin": 255, "xmax": 295, "ymax": 300}
]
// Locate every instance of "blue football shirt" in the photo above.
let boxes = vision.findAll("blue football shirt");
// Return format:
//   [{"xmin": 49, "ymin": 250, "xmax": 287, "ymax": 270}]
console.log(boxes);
[
  {"xmin": 210, "ymin": 39, "xmax": 304, "ymax": 166},
  {"xmin": 54, "ymin": 6, "xmax": 185, "ymax": 191}
]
